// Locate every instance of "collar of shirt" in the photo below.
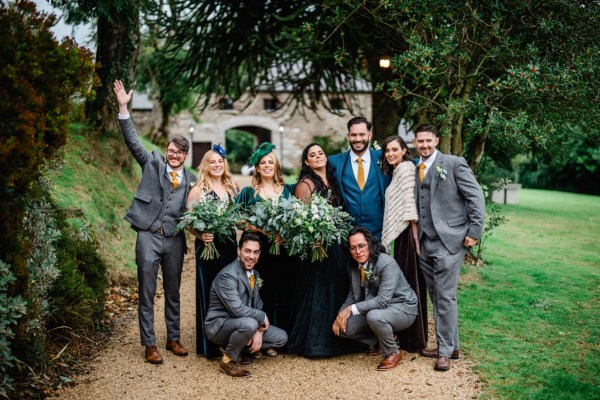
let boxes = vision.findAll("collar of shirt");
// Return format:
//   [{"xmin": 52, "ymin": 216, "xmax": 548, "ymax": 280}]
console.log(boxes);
[
  {"xmin": 166, "ymin": 164, "xmax": 183, "ymax": 180},
  {"xmin": 246, "ymin": 271, "xmax": 254, "ymax": 279},
  {"xmin": 419, "ymin": 149, "xmax": 438, "ymax": 177},
  {"xmin": 350, "ymin": 148, "xmax": 371, "ymax": 181}
]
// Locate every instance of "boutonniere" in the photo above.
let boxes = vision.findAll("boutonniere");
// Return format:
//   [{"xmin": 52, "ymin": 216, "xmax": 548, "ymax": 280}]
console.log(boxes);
[
  {"xmin": 435, "ymin": 164, "xmax": 448, "ymax": 180},
  {"xmin": 364, "ymin": 269, "xmax": 374, "ymax": 281},
  {"xmin": 255, "ymin": 277, "xmax": 264, "ymax": 289},
  {"xmin": 189, "ymin": 180, "xmax": 197, "ymax": 188}
]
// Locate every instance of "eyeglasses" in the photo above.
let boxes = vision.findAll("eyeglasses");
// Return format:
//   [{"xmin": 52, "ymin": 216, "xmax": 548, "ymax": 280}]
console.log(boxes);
[
  {"xmin": 167, "ymin": 149, "xmax": 187, "ymax": 157},
  {"xmin": 349, "ymin": 243, "xmax": 368, "ymax": 253}
]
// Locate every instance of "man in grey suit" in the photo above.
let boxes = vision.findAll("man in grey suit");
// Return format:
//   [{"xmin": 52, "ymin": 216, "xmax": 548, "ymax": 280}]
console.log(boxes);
[
  {"xmin": 114, "ymin": 80, "xmax": 195, "ymax": 364},
  {"xmin": 333, "ymin": 227, "xmax": 418, "ymax": 371},
  {"xmin": 205, "ymin": 232, "xmax": 288, "ymax": 378},
  {"xmin": 413, "ymin": 124, "xmax": 485, "ymax": 371}
]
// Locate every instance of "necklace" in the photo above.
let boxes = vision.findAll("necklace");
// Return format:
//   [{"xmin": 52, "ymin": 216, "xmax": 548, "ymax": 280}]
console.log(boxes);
[{"xmin": 258, "ymin": 183, "xmax": 283, "ymax": 199}]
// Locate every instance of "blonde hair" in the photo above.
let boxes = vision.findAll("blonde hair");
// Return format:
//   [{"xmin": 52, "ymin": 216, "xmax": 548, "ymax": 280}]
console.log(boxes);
[
  {"xmin": 252, "ymin": 152, "xmax": 285, "ymax": 190},
  {"xmin": 196, "ymin": 150, "xmax": 235, "ymax": 197}
]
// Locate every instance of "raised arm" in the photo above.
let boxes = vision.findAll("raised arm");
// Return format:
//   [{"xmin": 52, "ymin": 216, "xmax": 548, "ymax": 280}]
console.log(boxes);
[{"xmin": 113, "ymin": 80, "xmax": 150, "ymax": 167}]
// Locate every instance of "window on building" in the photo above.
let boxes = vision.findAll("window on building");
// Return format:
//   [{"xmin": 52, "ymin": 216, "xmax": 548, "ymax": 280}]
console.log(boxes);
[
  {"xmin": 263, "ymin": 97, "xmax": 278, "ymax": 111},
  {"xmin": 329, "ymin": 97, "xmax": 346, "ymax": 110},
  {"xmin": 219, "ymin": 97, "xmax": 234, "ymax": 110}
]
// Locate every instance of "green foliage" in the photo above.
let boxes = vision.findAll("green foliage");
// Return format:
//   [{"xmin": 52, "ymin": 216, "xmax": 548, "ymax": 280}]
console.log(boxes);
[
  {"xmin": 520, "ymin": 125, "xmax": 600, "ymax": 195},
  {"xmin": 225, "ymin": 129, "xmax": 255, "ymax": 171},
  {"xmin": 0, "ymin": 1, "xmax": 95, "ymax": 200},
  {"xmin": 460, "ymin": 189, "xmax": 600, "ymax": 399},
  {"xmin": 0, "ymin": 260, "xmax": 27, "ymax": 398}
]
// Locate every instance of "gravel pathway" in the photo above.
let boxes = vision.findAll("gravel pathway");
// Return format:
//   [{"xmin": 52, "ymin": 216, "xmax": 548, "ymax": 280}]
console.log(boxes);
[{"xmin": 54, "ymin": 246, "xmax": 482, "ymax": 400}]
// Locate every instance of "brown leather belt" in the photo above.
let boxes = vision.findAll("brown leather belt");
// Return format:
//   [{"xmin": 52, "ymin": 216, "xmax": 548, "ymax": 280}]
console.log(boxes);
[{"xmin": 153, "ymin": 226, "xmax": 164, "ymax": 235}]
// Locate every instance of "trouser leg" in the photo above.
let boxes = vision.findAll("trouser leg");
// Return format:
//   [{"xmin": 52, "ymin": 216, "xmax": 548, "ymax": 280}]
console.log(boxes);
[
  {"xmin": 366, "ymin": 308, "xmax": 416, "ymax": 356},
  {"xmin": 136, "ymin": 232, "xmax": 161, "ymax": 346},
  {"xmin": 161, "ymin": 235, "xmax": 185, "ymax": 342},
  {"xmin": 209, "ymin": 317, "xmax": 259, "ymax": 361}
]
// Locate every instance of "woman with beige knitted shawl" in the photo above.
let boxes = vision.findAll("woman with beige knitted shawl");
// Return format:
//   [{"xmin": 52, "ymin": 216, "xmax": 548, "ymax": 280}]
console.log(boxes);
[{"xmin": 380, "ymin": 136, "xmax": 428, "ymax": 352}]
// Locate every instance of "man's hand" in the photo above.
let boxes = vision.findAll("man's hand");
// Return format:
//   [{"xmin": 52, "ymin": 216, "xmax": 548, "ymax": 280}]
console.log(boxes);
[
  {"xmin": 332, "ymin": 306, "xmax": 352, "ymax": 336},
  {"xmin": 113, "ymin": 80, "xmax": 133, "ymax": 109},
  {"xmin": 259, "ymin": 315, "xmax": 270, "ymax": 332},
  {"xmin": 463, "ymin": 236, "xmax": 478, "ymax": 248},
  {"xmin": 247, "ymin": 330, "xmax": 263, "ymax": 353}
]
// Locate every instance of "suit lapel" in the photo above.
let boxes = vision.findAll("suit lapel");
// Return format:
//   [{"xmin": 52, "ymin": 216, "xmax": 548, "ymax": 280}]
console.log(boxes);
[
  {"xmin": 338, "ymin": 152, "xmax": 351, "ymax": 199},
  {"xmin": 350, "ymin": 266, "xmax": 362, "ymax": 301},
  {"xmin": 430, "ymin": 153, "xmax": 444, "ymax": 197},
  {"xmin": 369, "ymin": 148, "xmax": 385, "ymax": 195}
]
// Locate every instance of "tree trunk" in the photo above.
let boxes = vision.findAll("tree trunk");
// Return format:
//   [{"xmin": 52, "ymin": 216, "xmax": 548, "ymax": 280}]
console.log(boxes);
[
  {"xmin": 371, "ymin": 90, "xmax": 401, "ymax": 142},
  {"xmin": 88, "ymin": 6, "xmax": 141, "ymax": 135},
  {"xmin": 470, "ymin": 127, "xmax": 489, "ymax": 173}
]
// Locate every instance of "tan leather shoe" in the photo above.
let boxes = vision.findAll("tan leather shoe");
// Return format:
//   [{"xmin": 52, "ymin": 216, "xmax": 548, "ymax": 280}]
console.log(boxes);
[
  {"xmin": 166, "ymin": 341, "xmax": 188, "ymax": 356},
  {"xmin": 265, "ymin": 348, "xmax": 278, "ymax": 357},
  {"xmin": 434, "ymin": 356, "xmax": 451, "ymax": 371},
  {"xmin": 420, "ymin": 348, "xmax": 460, "ymax": 359},
  {"xmin": 219, "ymin": 360, "xmax": 251, "ymax": 378},
  {"xmin": 145, "ymin": 346, "xmax": 163, "ymax": 364},
  {"xmin": 377, "ymin": 351, "xmax": 402, "ymax": 371}
]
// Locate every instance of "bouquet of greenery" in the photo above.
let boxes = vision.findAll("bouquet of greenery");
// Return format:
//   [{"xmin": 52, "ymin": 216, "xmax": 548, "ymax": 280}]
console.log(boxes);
[
  {"xmin": 285, "ymin": 193, "xmax": 354, "ymax": 262},
  {"xmin": 178, "ymin": 195, "xmax": 241, "ymax": 260},
  {"xmin": 246, "ymin": 197, "xmax": 293, "ymax": 255}
]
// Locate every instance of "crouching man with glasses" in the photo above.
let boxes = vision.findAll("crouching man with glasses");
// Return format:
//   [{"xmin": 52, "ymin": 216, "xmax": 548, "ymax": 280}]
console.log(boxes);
[{"xmin": 333, "ymin": 226, "xmax": 418, "ymax": 371}]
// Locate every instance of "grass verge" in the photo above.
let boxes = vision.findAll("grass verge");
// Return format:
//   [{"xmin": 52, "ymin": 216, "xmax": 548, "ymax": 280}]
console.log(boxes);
[{"xmin": 460, "ymin": 189, "xmax": 600, "ymax": 399}]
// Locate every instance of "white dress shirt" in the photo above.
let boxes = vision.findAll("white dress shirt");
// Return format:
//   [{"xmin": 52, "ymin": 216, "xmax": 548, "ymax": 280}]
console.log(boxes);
[
  {"xmin": 350, "ymin": 149, "xmax": 371, "ymax": 185},
  {"xmin": 419, "ymin": 149, "xmax": 438, "ymax": 179}
]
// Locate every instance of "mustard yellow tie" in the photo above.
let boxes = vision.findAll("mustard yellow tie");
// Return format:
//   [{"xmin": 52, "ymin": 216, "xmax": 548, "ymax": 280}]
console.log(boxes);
[
  {"xmin": 249, "ymin": 274, "xmax": 255, "ymax": 290},
  {"xmin": 357, "ymin": 158, "xmax": 365, "ymax": 190},
  {"xmin": 359, "ymin": 265, "xmax": 365, "ymax": 286},
  {"xmin": 169, "ymin": 171, "xmax": 180, "ymax": 189},
  {"xmin": 419, "ymin": 163, "xmax": 426, "ymax": 183}
]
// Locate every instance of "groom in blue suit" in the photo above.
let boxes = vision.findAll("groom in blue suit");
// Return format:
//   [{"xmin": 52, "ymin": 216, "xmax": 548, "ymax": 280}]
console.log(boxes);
[{"xmin": 329, "ymin": 117, "xmax": 390, "ymax": 239}]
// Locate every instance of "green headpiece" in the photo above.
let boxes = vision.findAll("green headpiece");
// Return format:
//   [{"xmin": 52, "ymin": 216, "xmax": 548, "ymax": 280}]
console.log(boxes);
[{"xmin": 248, "ymin": 142, "xmax": 277, "ymax": 166}]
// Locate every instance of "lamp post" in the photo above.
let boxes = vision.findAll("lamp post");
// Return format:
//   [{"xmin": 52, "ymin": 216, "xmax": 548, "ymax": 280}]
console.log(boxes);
[
  {"xmin": 379, "ymin": 57, "xmax": 391, "ymax": 69},
  {"xmin": 278, "ymin": 125, "xmax": 285, "ymax": 171}
]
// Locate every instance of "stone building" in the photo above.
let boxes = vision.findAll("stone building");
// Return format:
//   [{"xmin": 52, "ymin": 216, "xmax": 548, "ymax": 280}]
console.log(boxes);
[{"xmin": 131, "ymin": 90, "xmax": 415, "ymax": 171}]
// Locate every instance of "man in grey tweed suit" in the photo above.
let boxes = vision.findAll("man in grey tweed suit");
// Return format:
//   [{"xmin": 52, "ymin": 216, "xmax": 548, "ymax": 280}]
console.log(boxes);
[
  {"xmin": 114, "ymin": 80, "xmax": 196, "ymax": 364},
  {"xmin": 413, "ymin": 124, "xmax": 485, "ymax": 371},
  {"xmin": 333, "ymin": 227, "xmax": 418, "ymax": 371},
  {"xmin": 205, "ymin": 232, "xmax": 288, "ymax": 378}
]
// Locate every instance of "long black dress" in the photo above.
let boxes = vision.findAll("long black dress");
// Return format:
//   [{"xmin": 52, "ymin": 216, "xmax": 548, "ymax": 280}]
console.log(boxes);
[
  {"xmin": 287, "ymin": 182, "xmax": 364, "ymax": 358},
  {"xmin": 236, "ymin": 184, "xmax": 296, "ymax": 334},
  {"xmin": 393, "ymin": 228, "xmax": 428, "ymax": 351},
  {"xmin": 195, "ymin": 192, "xmax": 237, "ymax": 358}
]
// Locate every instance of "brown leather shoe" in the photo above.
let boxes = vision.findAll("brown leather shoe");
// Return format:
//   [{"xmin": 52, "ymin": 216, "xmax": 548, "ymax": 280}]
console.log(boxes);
[
  {"xmin": 377, "ymin": 351, "xmax": 402, "ymax": 371},
  {"xmin": 434, "ymin": 356, "xmax": 451, "ymax": 371},
  {"xmin": 166, "ymin": 341, "xmax": 188, "ymax": 356},
  {"xmin": 219, "ymin": 360, "xmax": 251, "ymax": 378},
  {"xmin": 250, "ymin": 351, "xmax": 262, "ymax": 359},
  {"xmin": 420, "ymin": 348, "xmax": 460, "ymax": 359},
  {"xmin": 145, "ymin": 346, "xmax": 163, "ymax": 364}
]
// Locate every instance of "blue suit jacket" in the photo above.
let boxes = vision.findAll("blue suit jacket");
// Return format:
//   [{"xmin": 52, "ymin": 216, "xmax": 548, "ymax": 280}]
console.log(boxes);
[{"xmin": 328, "ymin": 148, "xmax": 390, "ymax": 237}]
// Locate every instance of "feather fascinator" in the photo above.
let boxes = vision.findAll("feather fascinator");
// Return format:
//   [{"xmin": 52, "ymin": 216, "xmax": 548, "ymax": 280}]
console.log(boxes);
[
  {"xmin": 248, "ymin": 142, "xmax": 276, "ymax": 166},
  {"xmin": 212, "ymin": 143, "xmax": 226, "ymax": 158}
]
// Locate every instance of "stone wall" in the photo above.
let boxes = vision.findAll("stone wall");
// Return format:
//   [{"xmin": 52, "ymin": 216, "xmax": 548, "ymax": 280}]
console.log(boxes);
[{"xmin": 134, "ymin": 91, "xmax": 373, "ymax": 170}]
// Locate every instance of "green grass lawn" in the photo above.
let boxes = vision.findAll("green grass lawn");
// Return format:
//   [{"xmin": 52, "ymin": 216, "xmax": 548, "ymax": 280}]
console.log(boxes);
[{"xmin": 460, "ymin": 189, "xmax": 600, "ymax": 399}]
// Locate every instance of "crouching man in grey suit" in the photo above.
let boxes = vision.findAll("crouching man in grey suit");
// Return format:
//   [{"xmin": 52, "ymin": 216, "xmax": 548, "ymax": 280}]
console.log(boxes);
[
  {"xmin": 205, "ymin": 232, "xmax": 288, "ymax": 378},
  {"xmin": 114, "ymin": 80, "xmax": 195, "ymax": 364},
  {"xmin": 333, "ymin": 226, "xmax": 418, "ymax": 371}
]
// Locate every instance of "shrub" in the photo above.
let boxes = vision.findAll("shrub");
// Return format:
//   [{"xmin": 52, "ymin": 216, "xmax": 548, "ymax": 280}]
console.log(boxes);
[{"xmin": 0, "ymin": 260, "xmax": 27, "ymax": 398}]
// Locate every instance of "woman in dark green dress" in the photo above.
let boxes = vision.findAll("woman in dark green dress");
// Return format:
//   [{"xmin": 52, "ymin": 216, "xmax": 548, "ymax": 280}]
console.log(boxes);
[
  {"xmin": 236, "ymin": 143, "xmax": 295, "ymax": 351},
  {"xmin": 187, "ymin": 145, "xmax": 238, "ymax": 358},
  {"xmin": 287, "ymin": 143, "xmax": 362, "ymax": 358}
]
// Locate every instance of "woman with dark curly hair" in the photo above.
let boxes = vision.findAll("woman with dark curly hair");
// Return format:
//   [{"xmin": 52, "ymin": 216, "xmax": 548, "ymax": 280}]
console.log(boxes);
[{"xmin": 287, "ymin": 143, "xmax": 362, "ymax": 358}]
